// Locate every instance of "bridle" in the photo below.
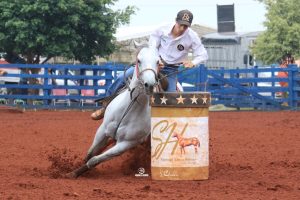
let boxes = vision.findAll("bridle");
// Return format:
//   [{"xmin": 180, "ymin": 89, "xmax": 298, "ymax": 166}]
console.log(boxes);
[
  {"xmin": 135, "ymin": 59, "xmax": 158, "ymax": 79},
  {"xmin": 135, "ymin": 59, "xmax": 160, "ymax": 95}
]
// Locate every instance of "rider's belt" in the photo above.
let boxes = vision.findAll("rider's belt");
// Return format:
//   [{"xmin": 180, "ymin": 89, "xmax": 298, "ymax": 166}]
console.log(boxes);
[{"xmin": 160, "ymin": 56, "xmax": 181, "ymax": 68}]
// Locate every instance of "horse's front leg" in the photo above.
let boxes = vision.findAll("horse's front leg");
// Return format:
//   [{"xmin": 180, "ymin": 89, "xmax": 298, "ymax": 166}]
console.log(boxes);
[
  {"xmin": 194, "ymin": 145, "xmax": 198, "ymax": 153},
  {"xmin": 69, "ymin": 141, "xmax": 138, "ymax": 178}
]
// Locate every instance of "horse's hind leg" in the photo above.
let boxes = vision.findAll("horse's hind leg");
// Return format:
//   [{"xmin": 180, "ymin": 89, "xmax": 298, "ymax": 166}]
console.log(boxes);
[
  {"xmin": 68, "ymin": 141, "xmax": 137, "ymax": 178},
  {"xmin": 84, "ymin": 137, "xmax": 109, "ymax": 163},
  {"xmin": 84, "ymin": 126, "xmax": 110, "ymax": 162},
  {"xmin": 86, "ymin": 141, "xmax": 138, "ymax": 169}
]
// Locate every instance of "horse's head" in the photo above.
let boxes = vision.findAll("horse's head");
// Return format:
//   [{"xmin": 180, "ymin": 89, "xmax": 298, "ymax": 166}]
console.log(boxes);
[{"xmin": 135, "ymin": 44, "xmax": 160, "ymax": 94}]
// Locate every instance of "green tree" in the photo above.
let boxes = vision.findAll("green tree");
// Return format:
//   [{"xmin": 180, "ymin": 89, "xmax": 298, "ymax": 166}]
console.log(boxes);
[
  {"xmin": 252, "ymin": 0, "xmax": 300, "ymax": 64},
  {"xmin": 0, "ymin": 0, "xmax": 135, "ymax": 64}
]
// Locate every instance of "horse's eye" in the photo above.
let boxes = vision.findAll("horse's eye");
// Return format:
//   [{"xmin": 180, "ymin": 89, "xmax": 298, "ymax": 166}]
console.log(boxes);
[{"xmin": 137, "ymin": 60, "xmax": 141, "ymax": 64}]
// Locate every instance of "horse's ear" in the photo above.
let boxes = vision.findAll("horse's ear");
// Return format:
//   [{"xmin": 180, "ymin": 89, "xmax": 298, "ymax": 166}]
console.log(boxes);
[
  {"xmin": 133, "ymin": 40, "xmax": 148, "ymax": 49},
  {"xmin": 133, "ymin": 40, "xmax": 141, "ymax": 48}
]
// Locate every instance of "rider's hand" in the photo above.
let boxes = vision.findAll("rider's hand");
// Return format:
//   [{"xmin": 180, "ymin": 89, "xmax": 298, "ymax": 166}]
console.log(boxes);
[{"xmin": 183, "ymin": 61, "xmax": 195, "ymax": 68}]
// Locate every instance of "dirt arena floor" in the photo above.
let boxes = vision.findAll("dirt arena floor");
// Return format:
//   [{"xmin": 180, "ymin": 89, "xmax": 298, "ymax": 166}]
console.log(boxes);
[{"xmin": 0, "ymin": 109, "xmax": 299, "ymax": 199}]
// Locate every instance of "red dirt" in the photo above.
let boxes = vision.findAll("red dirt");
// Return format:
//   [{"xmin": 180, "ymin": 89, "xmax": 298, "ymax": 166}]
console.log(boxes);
[{"xmin": 0, "ymin": 110, "xmax": 299, "ymax": 199}]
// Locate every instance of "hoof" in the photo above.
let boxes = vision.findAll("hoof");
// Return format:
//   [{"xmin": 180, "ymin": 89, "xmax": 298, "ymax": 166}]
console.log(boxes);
[
  {"xmin": 63, "ymin": 171, "xmax": 78, "ymax": 179},
  {"xmin": 64, "ymin": 165, "xmax": 90, "ymax": 179}
]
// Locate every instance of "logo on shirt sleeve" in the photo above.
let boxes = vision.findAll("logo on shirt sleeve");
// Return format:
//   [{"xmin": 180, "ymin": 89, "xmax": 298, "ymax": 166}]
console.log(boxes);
[{"xmin": 177, "ymin": 44, "xmax": 184, "ymax": 51}]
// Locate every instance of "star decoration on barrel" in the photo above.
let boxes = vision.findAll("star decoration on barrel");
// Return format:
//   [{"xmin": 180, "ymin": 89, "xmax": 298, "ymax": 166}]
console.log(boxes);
[
  {"xmin": 176, "ymin": 95, "xmax": 185, "ymax": 104},
  {"xmin": 150, "ymin": 92, "xmax": 211, "ymax": 107},
  {"xmin": 160, "ymin": 96, "xmax": 168, "ymax": 104},
  {"xmin": 190, "ymin": 95, "xmax": 198, "ymax": 104},
  {"xmin": 202, "ymin": 96, "xmax": 208, "ymax": 104}
]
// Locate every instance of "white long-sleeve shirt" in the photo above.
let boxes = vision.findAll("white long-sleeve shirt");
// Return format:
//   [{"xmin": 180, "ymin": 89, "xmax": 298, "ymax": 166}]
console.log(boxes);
[{"xmin": 149, "ymin": 24, "xmax": 208, "ymax": 66}]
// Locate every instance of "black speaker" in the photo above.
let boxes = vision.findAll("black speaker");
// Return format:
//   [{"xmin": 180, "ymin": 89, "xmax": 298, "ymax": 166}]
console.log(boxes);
[{"xmin": 217, "ymin": 4, "xmax": 235, "ymax": 32}]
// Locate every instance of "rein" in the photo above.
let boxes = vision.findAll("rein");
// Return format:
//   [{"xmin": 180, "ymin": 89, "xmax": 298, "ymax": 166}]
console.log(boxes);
[
  {"xmin": 156, "ymin": 65, "xmax": 209, "ymax": 92},
  {"xmin": 158, "ymin": 67, "xmax": 187, "ymax": 79},
  {"xmin": 111, "ymin": 91, "xmax": 141, "ymax": 138},
  {"xmin": 135, "ymin": 61, "xmax": 140, "ymax": 78},
  {"xmin": 156, "ymin": 65, "xmax": 190, "ymax": 84}
]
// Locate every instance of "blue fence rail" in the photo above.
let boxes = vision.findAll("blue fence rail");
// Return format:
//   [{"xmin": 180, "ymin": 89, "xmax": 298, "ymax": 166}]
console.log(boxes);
[
  {"xmin": 178, "ymin": 64, "xmax": 300, "ymax": 110},
  {"xmin": 0, "ymin": 63, "xmax": 299, "ymax": 110},
  {"xmin": 0, "ymin": 63, "xmax": 129, "ymax": 109}
]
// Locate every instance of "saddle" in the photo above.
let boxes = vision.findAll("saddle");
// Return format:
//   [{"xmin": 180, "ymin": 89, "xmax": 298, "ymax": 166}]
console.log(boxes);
[
  {"xmin": 95, "ymin": 87, "xmax": 125, "ymax": 106},
  {"xmin": 158, "ymin": 72, "xmax": 169, "ymax": 91}
]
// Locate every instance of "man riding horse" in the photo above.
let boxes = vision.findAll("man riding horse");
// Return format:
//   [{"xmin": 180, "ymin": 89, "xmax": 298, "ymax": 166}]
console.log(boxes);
[{"xmin": 91, "ymin": 9, "xmax": 208, "ymax": 120}]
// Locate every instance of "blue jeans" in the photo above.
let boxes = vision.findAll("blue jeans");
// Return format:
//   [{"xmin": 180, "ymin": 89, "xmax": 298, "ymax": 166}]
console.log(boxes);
[
  {"xmin": 106, "ymin": 67, "xmax": 134, "ymax": 96},
  {"xmin": 105, "ymin": 65, "xmax": 178, "ymax": 96}
]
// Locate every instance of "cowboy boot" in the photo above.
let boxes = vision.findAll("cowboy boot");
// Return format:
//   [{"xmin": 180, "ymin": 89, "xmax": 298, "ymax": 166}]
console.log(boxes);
[
  {"xmin": 0, "ymin": 69, "xmax": 7, "ymax": 76},
  {"xmin": 91, "ymin": 86, "xmax": 127, "ymax": 120},
  {"xmin": 90, "ymin": 95, "xmax": 114, "ymax": 120},
  {"xmin": 91, "ymin": 107, "xmax": 106, "ymax": 120}
]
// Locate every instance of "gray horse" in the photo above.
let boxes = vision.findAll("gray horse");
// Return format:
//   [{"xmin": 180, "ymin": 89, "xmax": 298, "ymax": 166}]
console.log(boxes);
[{"xmin": 67, "ymin": 43, "xmax": 160, "ymax": 178}]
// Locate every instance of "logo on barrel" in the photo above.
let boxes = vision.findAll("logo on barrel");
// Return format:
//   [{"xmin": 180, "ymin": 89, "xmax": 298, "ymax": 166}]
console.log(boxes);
[
  {"xmin": 151, "ymin": 120, "xmax": 200, "ymax": 159},
  {"xmin": 151, "ymin": 117, "xmax": 209, "ymax": 168}
]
